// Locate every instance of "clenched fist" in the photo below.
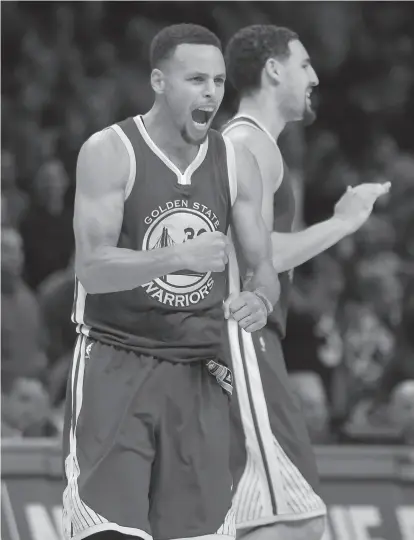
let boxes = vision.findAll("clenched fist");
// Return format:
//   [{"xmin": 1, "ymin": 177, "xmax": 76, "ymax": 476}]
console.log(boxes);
[
  {"xmin": 180, "ymin": 231, "xmax": 232, "ymax": 273},
  {"xmin": 223, "ymin": 291, "xmax": 269, "ymax": 333},
  {"xmin": 334, "ymin": 182, "xmax": 391, "ymax": 233}
]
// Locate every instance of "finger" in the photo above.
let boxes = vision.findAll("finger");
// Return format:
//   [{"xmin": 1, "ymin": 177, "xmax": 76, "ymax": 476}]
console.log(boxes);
[
  {"xmin": 369, "ymin": 183, "xmax": 390, "ymax": 197},
  {"xmin": 231, "ymin": 305, "xmax": 253, "ymax": 322},
  {"xmin": 243, "ymin": 319, "xmax": 266, "ymax": 333},
  {"xmin": 213, "ymin": 261, "xmax": 226, "ymax": 273},
  {"xmin": 238, "ymin": 312, "xmax": 266, "ymax": 329},
  {"xmin": 379, "ymin": 181, "xmax": 391, "ymax": 194},
  {"xmin": 355, "ymin": 182, "xmax": 391, "ymax": 196},
  {"xmin": 238, "ymin": 314, "xmax": 255, "ymax": 329},
  {"xmin": 223, "ymin": 293, "xmax": 238, "ymax": 319},
  {"xmin": 229, "ymin": 296, "xmax": 248, "ymax": 313}
]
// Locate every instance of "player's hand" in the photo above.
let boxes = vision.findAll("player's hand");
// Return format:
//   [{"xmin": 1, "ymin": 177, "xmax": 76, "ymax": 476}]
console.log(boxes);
[
  {"xmin": 180, "ymin": 231, "xmax": 232, "ymax": 273},
  {"xmin": 333, "ymin": 182, "xmax": 391, "ymax": 233},
  {"xmin": 223, "ymin": 291, "xmax": 268, "ymax": 333}
]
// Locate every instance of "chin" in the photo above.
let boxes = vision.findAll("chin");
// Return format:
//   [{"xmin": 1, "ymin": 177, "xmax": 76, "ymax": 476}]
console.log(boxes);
[
  {"xmin": 182, "ymin": 126, "xmax": 209, "ymax": 145},
  {"xmin": 303, "ymin": 106, "xmax": 317, "ymax": 126}
]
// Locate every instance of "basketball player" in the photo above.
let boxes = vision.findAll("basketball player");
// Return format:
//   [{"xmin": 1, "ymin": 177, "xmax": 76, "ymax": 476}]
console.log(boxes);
[
  {"xmin": 62, "ymin": 24, "xmax": 280, "ymax": 540},
  {"xmin": 222, "ymin": 25, "xmax": 390, "ymax": 540}
]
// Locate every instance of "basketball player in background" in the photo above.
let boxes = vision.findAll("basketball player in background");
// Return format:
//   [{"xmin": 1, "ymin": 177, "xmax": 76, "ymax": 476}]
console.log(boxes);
[
  {"xmin": 222, "ymin": 25, "xmax": 390, "ymax": 540},
  {"xmin": 62, "ymin": 24, "xmax": 280, "ymax": 540}
]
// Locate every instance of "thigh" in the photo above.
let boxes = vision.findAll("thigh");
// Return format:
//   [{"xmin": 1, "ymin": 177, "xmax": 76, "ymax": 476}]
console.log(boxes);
[
  {"xmin": 226, "ymin": 325, "xmax": 325, "ymax": 529},
  {"xmin": 252, "ymin": 327, "xmax": 321, "ymax": 491},
  {"xmin": 63, "ymin": 337, "xmax": 160, "ymax": 537},
  {"xmin": 150, "ymin": 361, "xmax": 234, "ymax": 540},
  {"xmin": 74, "ymin": 340, "xmax": 157, "ymax": 477}
]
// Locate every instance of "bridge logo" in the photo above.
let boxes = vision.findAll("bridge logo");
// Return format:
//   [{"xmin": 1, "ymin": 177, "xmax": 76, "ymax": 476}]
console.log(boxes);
[{"xmin": 141, "ymin": 207, "xmax": 217, "ymax": 306}]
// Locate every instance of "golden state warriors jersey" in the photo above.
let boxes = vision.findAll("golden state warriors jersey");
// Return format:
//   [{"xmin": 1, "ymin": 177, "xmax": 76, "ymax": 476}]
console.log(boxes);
[{"xmin": 72, "ymin": 116, "xmax": 237, "ymax": 362}]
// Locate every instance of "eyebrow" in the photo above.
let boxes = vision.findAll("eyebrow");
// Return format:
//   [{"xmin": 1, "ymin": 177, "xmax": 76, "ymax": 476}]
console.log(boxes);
[{"xmin": 187, "ymin": 72, "xmax": 226, "ymax": 78}]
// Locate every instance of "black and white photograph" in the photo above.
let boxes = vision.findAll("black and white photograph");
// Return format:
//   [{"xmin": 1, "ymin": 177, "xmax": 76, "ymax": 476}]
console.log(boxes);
[{"xmin": 1, "ymin": 3, "xmax": 414, "ymax": 540}]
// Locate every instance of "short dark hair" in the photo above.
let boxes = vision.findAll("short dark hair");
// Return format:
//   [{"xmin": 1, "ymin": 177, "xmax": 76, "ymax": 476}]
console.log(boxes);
[
  {"xmin": 150, "ymin": 24, "xmax": 222, "ymax": 69},
  {"xmin": 225, "ymin": 25, "xmax": 299, "ymax": 94}
]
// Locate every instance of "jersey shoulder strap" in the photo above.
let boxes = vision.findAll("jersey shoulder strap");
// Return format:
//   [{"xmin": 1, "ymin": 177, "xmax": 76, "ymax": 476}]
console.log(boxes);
[{"xmin": 222, "ymin": 114, "xmax": 283, "ymax": 191}]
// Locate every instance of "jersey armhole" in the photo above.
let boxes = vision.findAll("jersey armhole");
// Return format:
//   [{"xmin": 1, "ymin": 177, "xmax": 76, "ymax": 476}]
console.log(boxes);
[
  {"xmin": 274, "ymin": 146, "xmax": 284, "ymax": 193},
  {"xmin": 110, "ymin": 125, "xmax": 136, "ymax": 200},
  {"xmin": 222, "ymin": 135, "xmax": 237, "ymax": 206}
]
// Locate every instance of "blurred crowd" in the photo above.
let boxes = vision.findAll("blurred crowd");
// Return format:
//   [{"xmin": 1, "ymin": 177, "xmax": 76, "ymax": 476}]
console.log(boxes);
[{"xmin": 2, "ymin": 2, "xmax": 414, "ymax": 445}]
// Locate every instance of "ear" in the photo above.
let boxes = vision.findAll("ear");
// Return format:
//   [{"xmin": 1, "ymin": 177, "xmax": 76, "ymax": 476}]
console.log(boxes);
[
  {"xmin": 264, "ymin": 57, "xmax": 283, "ymax": 85},
  {"xmin": 151, "ymin": 69, "xmax": 165, "ymax": 94}
]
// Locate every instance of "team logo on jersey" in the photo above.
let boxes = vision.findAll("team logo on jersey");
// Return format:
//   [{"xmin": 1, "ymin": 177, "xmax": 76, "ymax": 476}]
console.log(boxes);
[
  {"xmin": 85, "ymin": 339, "xmax": 94, "ymax": 360},
  {"xmin": 141, "ymin": 200, "xmax": 220, "ymax": 307}
]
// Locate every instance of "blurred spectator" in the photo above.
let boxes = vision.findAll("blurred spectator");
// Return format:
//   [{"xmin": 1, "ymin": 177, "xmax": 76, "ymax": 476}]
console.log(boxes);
[
  {"xmin": 1, "ymin": 149, "xmax": 29, "ymax": 228},
  {"xmin": 289, "ymin": 372, "xmax": 333, "ymax": 444},
  {"xmin": 342, "ymin": 380, "xmax": 414, "ymax": 446},
  {"xmin": 389, "ymin": 380, "xmax": 414, "ymax": 446},
  {"xmin": 19, "ymin": 159, "xmax": 74, "ymax": 289},
  {"xmin": 1, "ymin": 228, "xmax": 48, "ymax": 377},
  {"xmin": 38, "ymin": 255, "xmax": 76, "ymax": 366},
  {"xmin": 1, "ymin": 371, "xmax": 59, "ymax": 438},
  {"xmin": 371, "ymin": 279, "xmax": 414, "ymax": 407}
]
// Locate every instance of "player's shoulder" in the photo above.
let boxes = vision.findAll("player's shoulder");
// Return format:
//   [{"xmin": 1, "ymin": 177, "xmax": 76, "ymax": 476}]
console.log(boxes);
[
  {"xmin": 223, "ymin": 123, "xmax": 276, "ymax": 161},
  {"xmin": 77, "ymin": 124, "xmax": 131, "ymax": 191},
  {"xmin": 222, "ymin": 122, "xmax": 283, "ymax": 193},
  {"xmin": 80, "ymin": 124, "xmax": 128, "ymax": 160}
]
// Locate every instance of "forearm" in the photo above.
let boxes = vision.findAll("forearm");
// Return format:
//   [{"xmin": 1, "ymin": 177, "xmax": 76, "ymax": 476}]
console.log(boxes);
[
  {"xmin": 272, "ymin": 217, "xmax": 352, "ymax": 273},
  {"xmin": 76, "ymin": 245, "xmax": 185, "ymax": 294},
  {"xmin": 244, "ymin": 258, "xmax": 280, "ymax": 307}
]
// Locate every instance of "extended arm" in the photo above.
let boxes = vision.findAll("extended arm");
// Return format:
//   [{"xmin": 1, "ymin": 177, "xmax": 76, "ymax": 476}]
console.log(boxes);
[
  {"xmin": 272, "ymin": 181, "xmax": 391, "ymax": 272},
  {"xmin": 271, "ymin": 219, "xmax": 352, "ymax": 273},
  {"xmin": 74, "ymin": 129, "xmax": 228, "ymax": 294},
  {"xmin": 228, "ymin": 127, "xmax": 389, "ymax": 274}
]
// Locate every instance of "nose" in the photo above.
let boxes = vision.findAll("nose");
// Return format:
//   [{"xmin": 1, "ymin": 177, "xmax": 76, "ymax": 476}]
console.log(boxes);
[
  {"xmin": 310, "ymin": 66, "xmax": 319, "ymax": 87},
  {"xmin": 203, "ymin": 79, "xmax": 216, "ymax": 98}
]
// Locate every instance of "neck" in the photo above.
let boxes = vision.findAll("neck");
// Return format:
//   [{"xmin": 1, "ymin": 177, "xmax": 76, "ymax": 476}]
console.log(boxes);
[
  {"xmin": 238, "ymin": 90, "xmax": 286, "ymax": 141},
  {"xmin": 142, "ymin": 104, "xmax": 199, "ymax": 162}
]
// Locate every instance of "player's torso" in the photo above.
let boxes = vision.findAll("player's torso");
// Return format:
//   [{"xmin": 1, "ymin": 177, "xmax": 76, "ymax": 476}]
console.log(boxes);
[
  {"xmin": 73, "ymin": 116, "xmax": 235, "ymax": 362},
  {"xmin": 221, "ymin": 114, "xmax": 295, "ymax": 338}
]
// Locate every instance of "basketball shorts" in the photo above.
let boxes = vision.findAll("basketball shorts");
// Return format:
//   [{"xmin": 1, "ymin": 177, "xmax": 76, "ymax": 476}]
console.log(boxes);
[
  {"xmin": 224, "ymin": 319, "xmax": 327, "ymax": 529},
  {"xmin": 62, "ymin": 335, "xmax": 236, "ymax": 540}
]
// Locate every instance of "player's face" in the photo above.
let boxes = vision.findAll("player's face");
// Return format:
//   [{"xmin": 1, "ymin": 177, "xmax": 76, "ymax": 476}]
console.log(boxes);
[
  {"xmin": 279, "ymin": 40, "xmax": 319, "ymax": 124},
  {"xmin": 159, "ymin": 44, "xmax": 226, "ymax": 144}
]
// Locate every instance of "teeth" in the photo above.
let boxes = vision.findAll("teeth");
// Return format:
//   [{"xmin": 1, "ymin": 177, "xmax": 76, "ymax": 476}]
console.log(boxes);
[{"xmin": 198, "ymin": 107, "xmax": 214, "ymax": 112}]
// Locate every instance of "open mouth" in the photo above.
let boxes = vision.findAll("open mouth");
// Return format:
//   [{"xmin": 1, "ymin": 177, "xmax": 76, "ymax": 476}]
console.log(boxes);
[
  {"xmin": 191, "ymin": 107, "xmax": 215, "ymax": 127},
  {"xmin": 305, "ymin": 88, "xmax": 313, "ymax": 107}
]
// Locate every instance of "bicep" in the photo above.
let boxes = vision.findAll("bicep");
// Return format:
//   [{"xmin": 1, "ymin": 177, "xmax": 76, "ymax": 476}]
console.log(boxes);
[
  {"xmin": 231, "ymin": 145, "xmax": 271, "ymax": 268},
  {"xmin": 226, "ymin": 130, "xmax": 277, "ymax": 232},
  {"xmin": 74, "ymin": 129, "xmax": 130, "ymax": 266}
]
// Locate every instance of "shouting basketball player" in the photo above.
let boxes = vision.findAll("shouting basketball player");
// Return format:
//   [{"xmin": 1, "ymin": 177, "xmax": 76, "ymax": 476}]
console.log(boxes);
[{"xmin": 62, "ymin": 24, "xmax": 280, "ymax": 540}]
